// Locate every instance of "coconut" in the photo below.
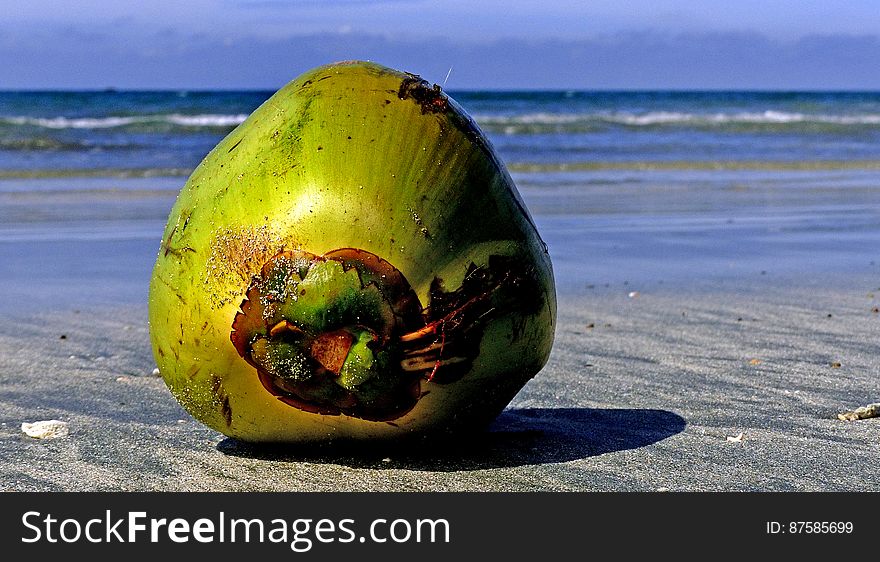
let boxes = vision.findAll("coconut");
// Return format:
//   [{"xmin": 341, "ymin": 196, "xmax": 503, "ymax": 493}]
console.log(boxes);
[{"xmin": 148, "ymin": 61, "xmax": 556, "ymax": 443}]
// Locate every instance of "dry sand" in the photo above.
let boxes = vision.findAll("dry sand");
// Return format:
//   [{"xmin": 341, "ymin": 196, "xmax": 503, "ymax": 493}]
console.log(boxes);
[{"xmin": 1, "ymin": 274, "xmax": 878, "ymax": 491}]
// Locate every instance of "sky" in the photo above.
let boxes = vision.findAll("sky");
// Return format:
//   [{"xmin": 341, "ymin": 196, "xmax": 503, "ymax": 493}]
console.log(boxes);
[{"xmin": 1, "ymin": 0, "xmax": 880, "ymax": 90}]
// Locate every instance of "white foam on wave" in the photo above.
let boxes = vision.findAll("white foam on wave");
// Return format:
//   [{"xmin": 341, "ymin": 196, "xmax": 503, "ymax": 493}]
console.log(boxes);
[
  {"xmin": 165, "ymin": 113, "xmax": 249, "ymax": 126},
  {"xmin": 475, "ymin": 110, "xmax": 880, "ymax": 130},
  {"xmin": 4, "ymin": 116, "xmax": 142, "ymax": 129},
  {"xmin": 1, "ymin": 113, "xmax": 248, "ymax": 129},
  {"xmin": 608, "ymin": 111, "xmax": 695, "ymax": 125}
]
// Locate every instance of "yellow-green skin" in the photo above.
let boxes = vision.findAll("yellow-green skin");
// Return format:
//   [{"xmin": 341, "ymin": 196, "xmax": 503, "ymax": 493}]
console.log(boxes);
[{"xmin": 149, "ymin": 61, "xmax": 556, "ymax": 443}]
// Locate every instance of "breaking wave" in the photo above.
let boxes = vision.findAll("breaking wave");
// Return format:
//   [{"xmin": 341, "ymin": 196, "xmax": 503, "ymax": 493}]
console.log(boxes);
[
  {"xmin": 474, "ymin": 110, "xmax": 880, "ymax": 134},
  {"xmin": 0, "ymin": 113, "xmax": 249, "ymax": 130}
]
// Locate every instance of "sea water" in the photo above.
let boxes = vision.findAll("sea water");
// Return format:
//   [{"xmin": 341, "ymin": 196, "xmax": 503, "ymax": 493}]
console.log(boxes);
[{"xmin": 1, "ymin": 90, "xmax": 878, "ymax": 310}]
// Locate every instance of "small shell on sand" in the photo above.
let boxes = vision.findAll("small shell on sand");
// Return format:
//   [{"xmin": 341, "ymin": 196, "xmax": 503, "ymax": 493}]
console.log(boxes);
[
  {"xmin": 837, "ymin": 403, "xmax": 880, "ymax": 421},
  {"xmin": 21, "ymin": 420, "xmax": 69, "ymax": 439}
]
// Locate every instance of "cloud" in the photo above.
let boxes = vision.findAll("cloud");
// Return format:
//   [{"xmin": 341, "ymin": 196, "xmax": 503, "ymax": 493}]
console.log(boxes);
[{"xmin": 1, "ymin": 26, "xmax": 879, "ymax": 89}]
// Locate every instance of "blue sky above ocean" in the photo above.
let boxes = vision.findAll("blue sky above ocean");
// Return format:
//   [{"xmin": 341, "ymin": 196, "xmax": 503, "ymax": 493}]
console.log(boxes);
[{"xmin": 2, "ymin": 1, "xmax": 880, "ymax": 89}]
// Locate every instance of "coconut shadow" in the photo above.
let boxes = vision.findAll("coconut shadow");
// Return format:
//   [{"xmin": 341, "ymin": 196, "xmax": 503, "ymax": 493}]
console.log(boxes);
[{"xmin": 216, "ymin": 407, "xmax": 687, "ymax": 471}]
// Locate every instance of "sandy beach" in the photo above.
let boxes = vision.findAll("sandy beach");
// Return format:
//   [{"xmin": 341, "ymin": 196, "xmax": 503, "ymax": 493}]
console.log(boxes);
[
  {"xmin": 1, "ymin": 167, "xmax": 877, "ymax": 491},
  {"xmin": 1, "ymin": 274, "xmax": 878, "ymax": 491}
]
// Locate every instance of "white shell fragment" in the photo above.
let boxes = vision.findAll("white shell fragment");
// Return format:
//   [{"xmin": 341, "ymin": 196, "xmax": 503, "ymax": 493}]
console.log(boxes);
[
  {"xmin": 837, "ymin": 403, "xmax": 880, "ymax": 421},
  {"xmin": 21, "ymin": 420, "xmax": 69, "ymax": 439}
]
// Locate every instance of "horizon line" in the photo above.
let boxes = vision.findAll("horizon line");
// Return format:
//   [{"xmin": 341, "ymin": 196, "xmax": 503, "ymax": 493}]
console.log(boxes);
[{"xmin": 4, "ymin": 87, "xmax": 880, "ymax": 94}]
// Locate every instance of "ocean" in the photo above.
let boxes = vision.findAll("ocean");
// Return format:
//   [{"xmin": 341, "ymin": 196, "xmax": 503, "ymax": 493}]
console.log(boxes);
[
  {"xmin": 4, "ymin": 90, "xmax": 880, "ymax": 174},
  {"xmin": 1, "ymin": 90, "xmax": 879, "ymax": 311}
]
